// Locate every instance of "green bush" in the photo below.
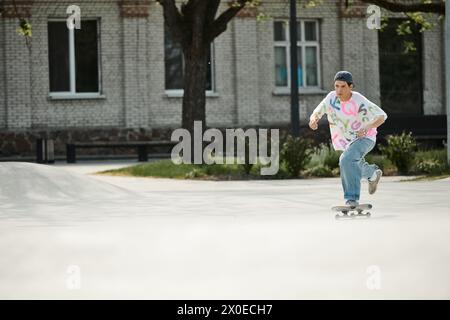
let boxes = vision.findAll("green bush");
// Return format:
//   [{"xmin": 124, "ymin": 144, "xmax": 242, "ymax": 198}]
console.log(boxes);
[
  {"xmin": 273, "ymin": 163, "xmax": 291, "ymax": 179},
  {"xmin": 332, "ymin": 167, "xmax": 340, "ymax": 177},
  {"xmin": 280, "ymin": 135, "xmax": 313, "ymax": 178},
  {"xmin": 379, "ymin": 132, "xmax": 417, "ymax": 175},
  {"xmin": 414, "ymin": 149, "xmax": 447, "ymax": 166},
  {"xmin": 324, "ymin": 150, "xmax": 341, "ymax": 169},
  {"xmin": 203, "ymin": 163, "xmax": 223, "ymax": 175},
  {"xmin": 250, "ymin": 160, "xmax": 290, "ymax": 179},
  {"xmin": 240, "ymin": 162, "xmax": 253, "ymax": 175},
  {"xmin": 364, "ymin": 154, "xmax": 393, "ymax": 172},
  {"xmin": 414, "ymin": 159, "xmax": 446, "ymax": 175},
  {"xmin": 240, "ymin": 138, "xmax": 255, "ymax": 175},
  {"xmin": 303, "ymin": 164, "xmax": 334, "ymax": 177},
  {"xmin": 185, "ymin": 168, "xmax": 205, "ymax": 179},
  {"xmin": 413, "ymin": 149, "xmax": 448, "ymax": 175},
  {"xmin": 310, "ymin": 143, "xmax": 341, "ymax": 170}
]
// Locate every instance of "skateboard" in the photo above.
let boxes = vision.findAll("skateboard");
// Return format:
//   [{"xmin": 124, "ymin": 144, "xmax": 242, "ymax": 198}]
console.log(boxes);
[{"xmin": 332, "ymin": 204, "xmax": 372, "ymax": 220}]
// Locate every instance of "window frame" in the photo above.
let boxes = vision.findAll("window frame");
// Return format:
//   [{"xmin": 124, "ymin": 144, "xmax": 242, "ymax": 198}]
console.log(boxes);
[
  {"xmin": 48, "ymin": 18, "xmax": 103, "ymax": 99},
  {"xmin": 273, "ymin": 19, "xmax": 321, "ymax": 91}
]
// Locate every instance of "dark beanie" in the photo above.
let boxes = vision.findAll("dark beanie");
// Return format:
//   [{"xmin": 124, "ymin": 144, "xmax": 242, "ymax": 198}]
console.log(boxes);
[{"xmin": 334, "ymin": 71, "xmax": 353, "ymax": 84}]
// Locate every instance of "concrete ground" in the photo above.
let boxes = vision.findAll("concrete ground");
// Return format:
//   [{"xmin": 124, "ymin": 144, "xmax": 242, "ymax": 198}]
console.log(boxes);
[{"xmin": 0, "ymin": 160, "xmax": 449, "ymax": 299}]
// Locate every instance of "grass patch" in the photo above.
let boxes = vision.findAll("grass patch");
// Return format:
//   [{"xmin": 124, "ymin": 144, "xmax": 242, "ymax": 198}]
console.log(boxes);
[
  {"xmin": 98, "ymin": 159, "xmax": 262, "ymax": 180},
  {"xmin": 97, "ymin": 148, "xmax": 449, "ymax": 180},
  {"xmin": 98, "ymin": 160, "xmax": 203, "ymax": 179}
]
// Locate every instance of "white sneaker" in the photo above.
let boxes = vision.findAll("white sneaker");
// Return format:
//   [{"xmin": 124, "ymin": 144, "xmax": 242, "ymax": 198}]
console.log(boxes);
[
  {"xmin": 368, "ymin": 169, "xmax": 382, "ymax": 195},
  {"xmin": 345, "ymin": 200, "xmax": 359, "ymax": 208}
]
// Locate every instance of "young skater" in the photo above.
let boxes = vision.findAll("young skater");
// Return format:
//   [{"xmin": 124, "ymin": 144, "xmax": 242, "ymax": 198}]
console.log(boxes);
[{"xmin": 309, "ymin": 71, "xmax": 388, "ymax": 207}]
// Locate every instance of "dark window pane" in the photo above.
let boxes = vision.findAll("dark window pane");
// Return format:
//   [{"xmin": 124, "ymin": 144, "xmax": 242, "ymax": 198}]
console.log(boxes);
[
  {"xmin": 305, "ymin": 21, "xmax": 317, "ymax": 41},
  {"xmin": 297, "ymin": 46, "xmax": 303, "ymax": 87},
  {"xmin": 274, "ymin": 47, "xmax": 287, "ymax": 86},
  {"xmin": 75, "ymin": 20, "xmax": 99, "ymax": 92},
  {"xmin": 165, "ymin": 24, "xmax": 213, "ymax": 91},
  {"xmin": 164, "ymin": 25, "xmax": 184, "ymax": 90},
  {"xmin": 48, "ymin": 21, "xmax": 70, "ymax": 92},
  {"xmin": 379, "ymin": 18, "xmax": 423, "ymax": 115},
  {"xmin": 296, "ymin": 21, "xmax": 301, "ymax": 41},
  {"xmin": 305, "ymin": 46, "xmax": 318, "ymax": 86},
  {"xmin": 274, "ymin": 21, "xmax": 285, "ymax": 41}
]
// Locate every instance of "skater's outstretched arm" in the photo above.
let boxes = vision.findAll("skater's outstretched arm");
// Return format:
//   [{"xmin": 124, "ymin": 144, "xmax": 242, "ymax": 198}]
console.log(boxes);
[
  {"xmin": 309, "ymin": 114, "xmax": 321, "ymax": 130},
  {"xmin": 309, "ymin": 99, "xmax": 327, "ymax": 130}
]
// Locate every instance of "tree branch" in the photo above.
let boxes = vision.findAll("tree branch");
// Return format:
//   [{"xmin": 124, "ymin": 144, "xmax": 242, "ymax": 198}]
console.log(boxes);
[
  {"xmin": 156, "ymin": 0, "xmax": 188, "ymax": 46},
  {"xmin": 180, "ymin": 0, "xmax": 202, "ymax": 18},
  {"xmin": 206, "ymin": 0, "xmax": 247, "ymax": 42},
  {"xmin": 358, "ymin": 0, "xmax": 445, "ymax": 14},
  {"xmin": 205, "ymin": 0, "xmax": 221, "ymax": 27}
]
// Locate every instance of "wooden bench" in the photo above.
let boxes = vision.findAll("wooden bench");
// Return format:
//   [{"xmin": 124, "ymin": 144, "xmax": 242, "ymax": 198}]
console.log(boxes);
[{"xmin": 66, "ymin": 140, "xmax": 176, "ymax": 163}]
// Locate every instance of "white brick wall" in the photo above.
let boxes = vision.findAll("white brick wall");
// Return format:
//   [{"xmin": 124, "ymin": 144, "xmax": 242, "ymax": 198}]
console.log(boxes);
[
  {"xmin": 423, "ymin": 18, "xmax": 445, "ymax": 115},
  {"xmin": 2, "ymin": 20, "xmax": 32, "ymax": 129},
  {"xmin": 123, "ymin": 17, "xmax": 149, "ymax": 128},
  {"xmin": 258, "ymin": 0, "xmax": 344, "ymax": 125},
  {"xmin": 0, "ymin": 18, "xmax": 5, "ymax": 128},
  {"xmin": 28, "ymin": 1, "xmax": 125, "ymax": 129},
  {"xmin": 0, "ymin": 0, "xmax": 446, "ymax": 132},
  {"xmin": 233, "ymin": 17, "xmax": 260, "ymax": 125}
]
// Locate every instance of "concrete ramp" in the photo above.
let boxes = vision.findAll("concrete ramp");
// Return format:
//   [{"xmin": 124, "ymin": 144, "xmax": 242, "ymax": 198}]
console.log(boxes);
[{"xmin": 0, "ymin": 162, "xmax": 132, "ymax": 202}]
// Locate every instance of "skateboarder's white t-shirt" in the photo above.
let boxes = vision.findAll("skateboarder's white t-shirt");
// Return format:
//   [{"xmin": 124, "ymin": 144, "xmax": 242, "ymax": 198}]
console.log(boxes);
[{"xmin": 312, "ymin": 91, "xmax": 388, "ymax": 151}]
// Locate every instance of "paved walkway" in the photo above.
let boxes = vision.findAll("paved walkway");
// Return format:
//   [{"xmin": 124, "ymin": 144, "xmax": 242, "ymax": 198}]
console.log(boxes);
[{"xmin": 0, "ymin": 161, "xmax": 449, "ymax": 299}]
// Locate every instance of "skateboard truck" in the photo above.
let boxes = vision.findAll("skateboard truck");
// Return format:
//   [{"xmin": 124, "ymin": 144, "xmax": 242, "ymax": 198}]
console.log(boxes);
[{"xmin": 332, "ymin": 204, "xmax": 372, "ymax": 220}]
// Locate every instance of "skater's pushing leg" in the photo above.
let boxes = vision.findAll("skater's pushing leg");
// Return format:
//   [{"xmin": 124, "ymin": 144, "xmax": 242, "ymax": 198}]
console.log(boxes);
[{"xmin": 339, "ymin": 137, "xmax": 377, "ymax": 206}]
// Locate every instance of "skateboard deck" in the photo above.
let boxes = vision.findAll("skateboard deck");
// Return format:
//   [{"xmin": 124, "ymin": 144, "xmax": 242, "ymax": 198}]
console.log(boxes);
[{"xmin": 332, "ymin": 203, "xmax": 372, "ymax": 220}]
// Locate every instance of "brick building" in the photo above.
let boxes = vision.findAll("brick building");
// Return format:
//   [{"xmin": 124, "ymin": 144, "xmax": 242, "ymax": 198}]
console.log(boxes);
[{"xmin": 0, "ymin": 0, "xmax": 446, "ymax": 159}]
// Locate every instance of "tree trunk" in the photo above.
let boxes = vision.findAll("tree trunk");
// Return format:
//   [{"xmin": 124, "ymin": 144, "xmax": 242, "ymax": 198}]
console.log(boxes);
[
  {"xmin": 181, "ymin": 43, "xmax": 210, "ymax": 164},
  {"xmin": 182, "ymin": 44, "xmax": 210, "ymax": 134}
]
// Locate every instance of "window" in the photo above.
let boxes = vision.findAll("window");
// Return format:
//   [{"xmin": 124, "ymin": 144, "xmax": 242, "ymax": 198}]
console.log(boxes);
[
  {"xmin": 378, "ymin": 19, "xmax": 423, "ymax": 115},
  {"xmin": 48, "ymin": 19, "xmax": 101, "ymax": 96},
  {"xmin": 164, "ymin": 24, "xmax": 214, "ymax": 92},
  {"xmin": 274, "ymin": 20, "xmax": 320, "ymax": 89}
]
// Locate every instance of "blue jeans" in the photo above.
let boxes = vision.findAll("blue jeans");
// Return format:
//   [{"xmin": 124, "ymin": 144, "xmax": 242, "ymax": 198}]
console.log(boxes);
[{"xmin": 339, "ymin": 137, "xmax": 378, "ymax": 201}]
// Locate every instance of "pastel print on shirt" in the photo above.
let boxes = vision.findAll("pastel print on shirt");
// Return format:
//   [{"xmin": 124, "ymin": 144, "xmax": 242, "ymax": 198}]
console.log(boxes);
[{"xmin": 312, "ymin": 91, "xmax": 388, "ymax": 151}]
